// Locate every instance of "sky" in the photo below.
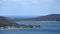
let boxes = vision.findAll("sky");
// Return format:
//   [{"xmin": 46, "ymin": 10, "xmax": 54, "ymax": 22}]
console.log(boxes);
[{"xmin": 0, "ymin": 0, "xmax": 60, "ymax": 16}]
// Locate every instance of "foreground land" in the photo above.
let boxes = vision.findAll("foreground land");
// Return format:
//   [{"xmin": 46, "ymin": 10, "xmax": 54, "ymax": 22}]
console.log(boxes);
[
  {"xmin": 0, "ymin": 16, "xmax": 41, "ymax": 29},
  {"xmin": 0, "ymin": 24, "xmax": 41, "ymax": 30}
]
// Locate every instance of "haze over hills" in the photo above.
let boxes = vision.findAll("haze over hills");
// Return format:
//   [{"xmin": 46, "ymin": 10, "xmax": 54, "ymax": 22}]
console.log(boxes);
[
  {"xmin": 0, "ymin": 14, "xmax": 60, "ymax": 22},
  {"xmin": 4, "ymin": 16, "xmax": 37, "ymax": 19},
  {"xmin": 13, "ymin": 14, "xmax": 60, "ymax": 21}
]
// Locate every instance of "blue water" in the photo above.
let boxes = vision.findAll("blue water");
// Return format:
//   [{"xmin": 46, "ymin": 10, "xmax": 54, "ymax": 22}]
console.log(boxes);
[{"xmin": 0, "ymin": 21, "xmax": 60, "ymax": 34}]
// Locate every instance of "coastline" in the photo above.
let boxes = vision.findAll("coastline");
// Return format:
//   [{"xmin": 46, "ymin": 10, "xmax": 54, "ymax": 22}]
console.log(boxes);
[
  {"xmin": 0, "ymin": 27, "xmax": 41, "ymax": 30},
  {"xmin": 0, "ymin": 25, "xmax": 41, "ymax": 30}
]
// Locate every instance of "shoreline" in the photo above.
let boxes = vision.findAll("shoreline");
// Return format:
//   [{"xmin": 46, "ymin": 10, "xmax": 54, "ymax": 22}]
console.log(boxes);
[{"xmin": 0, "ymin": 27, "xmax": 41, "ymax": 30}]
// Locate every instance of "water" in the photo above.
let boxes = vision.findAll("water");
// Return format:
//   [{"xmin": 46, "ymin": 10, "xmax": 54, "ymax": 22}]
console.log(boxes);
[{"xmin": 0, "ymin": 21, "xmax": 60, "ymax": 34}]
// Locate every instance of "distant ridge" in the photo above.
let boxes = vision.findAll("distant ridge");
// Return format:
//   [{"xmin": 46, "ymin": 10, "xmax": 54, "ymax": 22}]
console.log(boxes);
[
  {"xmin": 0, "ymin": 14, "xmax": 60, "ymax": 22},
  {"xmin": 34, "ymin": 14, "xmax": 60, "ymax": 21},
  {"xmin": 18, "ymin": 14, "xmax": 60, "ymax": 21}
]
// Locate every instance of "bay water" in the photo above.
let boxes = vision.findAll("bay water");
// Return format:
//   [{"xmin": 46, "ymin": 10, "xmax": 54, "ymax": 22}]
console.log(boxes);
[{"xmin": 0, "ymin": 21, "xmax": 60, "ymax": 34}]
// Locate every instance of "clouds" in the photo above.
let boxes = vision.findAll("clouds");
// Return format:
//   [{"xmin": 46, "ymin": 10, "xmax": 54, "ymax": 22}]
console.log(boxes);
[
  {"xmin": 12, "ymin": 0, "xmax": 54, "ymax": 4},
  {"xmin": 1, "ymin": 0, "xmax": 55, "ymax": 5},
  {"xmin": 12, "ymin": 0, "xmax": 40, "ymax": 5},
  {"xmin": 13, "ymin": 0, "xmax": 26, "ymax": 4},
  {"xmin": 2, "ymin": 0, "xmax": 60, "ymax": 5},
  {"xmin": 0, "ymin": 0, "xmax": 60, "ymax": 16},
  {"xmin": 13, "ymin": 0, "xmax": 22, "ymax": 2},
  {"xmin": 0, "ymin": 1, "xmax": 2, "ymax": 4},
  {"xmin": 0, "ymin": 0, "xmax": 3, "ymax": 4}
]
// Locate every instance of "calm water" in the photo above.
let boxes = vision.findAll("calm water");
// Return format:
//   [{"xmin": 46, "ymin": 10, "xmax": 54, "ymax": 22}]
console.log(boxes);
[{"xmin": 0, "ymin": 21, "xmax": 60, "ymax": 34}]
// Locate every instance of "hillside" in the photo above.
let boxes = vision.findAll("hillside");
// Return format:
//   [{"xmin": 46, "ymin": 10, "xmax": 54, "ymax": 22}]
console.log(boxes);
[
  {"xmin": 18, "ymin": 14, "xmax": 60, "ymax": 21},
  {"xmin": 0, "ymin": 16, "xmax": 20, "ymax": 27},
  {"xmin": 34, "ymin": 14, "xmax": 60, "ymax": 21},
  {"xmin": 0, "ymin": 16, "xmax": 41, "ymax": 29}
]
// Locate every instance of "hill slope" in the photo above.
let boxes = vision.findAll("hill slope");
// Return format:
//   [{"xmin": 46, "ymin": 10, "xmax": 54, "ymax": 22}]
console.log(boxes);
[
  {"xmin": 33, "ymin": 14, "xmax": 60, "ymax": 21},
  {"xmin": 18, "ymin": 14, "xmax": 60, "ymax": 21},
  {"xmin": 0, "ymin": 16, "xmax": 41, "ymax": 28},
  {"xmin": 0, "ymin": 16, "xmax": 20, "ymax": 27}
]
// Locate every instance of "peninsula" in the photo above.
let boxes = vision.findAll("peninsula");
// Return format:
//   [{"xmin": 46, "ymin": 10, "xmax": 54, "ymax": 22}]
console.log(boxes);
[{"xmin": 0, "ymin": 16, "xmax": 41, "ymax": 30}]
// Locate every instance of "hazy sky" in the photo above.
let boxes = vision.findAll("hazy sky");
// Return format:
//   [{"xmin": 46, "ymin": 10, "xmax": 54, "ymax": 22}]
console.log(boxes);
[{"xmin": 0, "ymin": 0, "xmax": 60, "ymax": 16}]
